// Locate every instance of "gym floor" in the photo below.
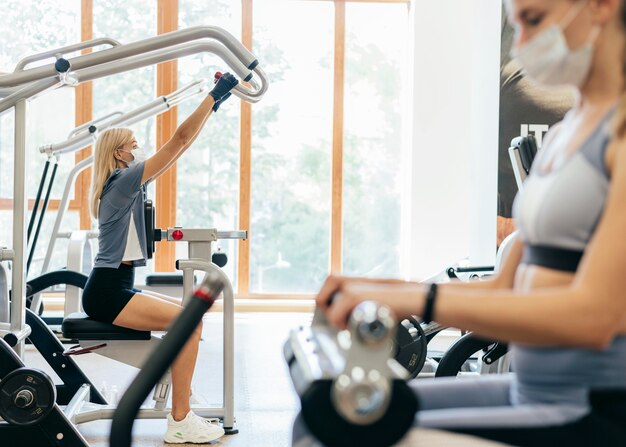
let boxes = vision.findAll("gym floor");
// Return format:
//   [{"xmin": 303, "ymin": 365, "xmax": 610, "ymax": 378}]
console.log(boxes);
[{"xmin": 24, "ymin": 312, "xmax": 508, "ymax": 447}]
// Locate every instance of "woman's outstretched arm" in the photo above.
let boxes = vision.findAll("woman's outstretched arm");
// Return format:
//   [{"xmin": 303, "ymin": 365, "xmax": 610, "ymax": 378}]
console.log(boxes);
[{"xmin": 141, "ymin": 73, "xmax": 239, "ymax": 184}]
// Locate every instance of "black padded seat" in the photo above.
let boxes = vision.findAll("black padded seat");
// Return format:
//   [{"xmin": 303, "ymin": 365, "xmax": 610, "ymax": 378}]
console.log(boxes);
[{"xmin": 62, "ymin": 312, "xmax": 151, "ymax": 341}]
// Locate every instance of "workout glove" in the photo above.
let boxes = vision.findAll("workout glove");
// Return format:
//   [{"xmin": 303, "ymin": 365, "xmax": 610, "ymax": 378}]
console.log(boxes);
[
  {"xmin": 209, "ymin": 72, "xmax": 238, "ymax": 112},
  {"xmin": 212, "ymin": 92, "xmax": 232, "ymax": 112}
]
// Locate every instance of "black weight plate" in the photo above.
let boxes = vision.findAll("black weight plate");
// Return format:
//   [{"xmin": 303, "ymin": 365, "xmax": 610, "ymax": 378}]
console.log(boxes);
[
  {"xmin": 0, "ymin": 368, "xmax": 56, "ymax": 426},
  {"xmin": 394, "ymin": 316, "xmax": 427, "ymax": 379},
  {"xmin": 301, "ymin": 379, "xmax": 418, "ymax": 447}
]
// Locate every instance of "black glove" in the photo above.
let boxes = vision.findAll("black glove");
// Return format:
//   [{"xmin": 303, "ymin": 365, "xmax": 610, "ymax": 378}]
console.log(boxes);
[
  {"xmin": 209, "ymin": 72, "xmax": 238, "ymax": 102},
  {"xmin": 212, "ymin": 92, "xmax": 232, "ymax": 112}
]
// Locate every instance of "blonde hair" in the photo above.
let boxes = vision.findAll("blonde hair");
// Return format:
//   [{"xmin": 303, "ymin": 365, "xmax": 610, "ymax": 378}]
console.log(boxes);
[{"xmin": 89, "ymin": 128, "xmax": 134, "ymax": 220}]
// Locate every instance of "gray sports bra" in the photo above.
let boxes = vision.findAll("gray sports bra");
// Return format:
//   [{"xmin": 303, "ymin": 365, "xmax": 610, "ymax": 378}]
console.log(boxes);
[{"xmin": 512, "ymin": 108, "xmax": 615, "ymax": 265}]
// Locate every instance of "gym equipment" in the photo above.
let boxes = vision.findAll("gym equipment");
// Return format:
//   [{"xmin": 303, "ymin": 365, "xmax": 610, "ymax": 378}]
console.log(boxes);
[
  {"xmin": 446, "ymin": 265, "xmax": 495, "ymax": 281},
  {"xmin": 26, "ymin": 156, "xmax": 59, "ymax": 274},
  {"xmin": 393, "ymin": 316, "xmax": 427, "ymax": 378},
  {"xmin": 60, "ymin": 215, "xmax": 246, "ymax": 432},
  {"xmin": 389, "ymin": 261, "xmax": 499, "ymax": 379},
  {"xmin": 389, "ymin": 229, "xmax": 519, "ymax": 379},
  {"xmin": 0, "ymin": 338, "xmax": 90, "ymax": 446},
  {"xmin": 436, "ymin": 335, "xmax": 509, "ymax": 377},
  {"xmin": 509, "ymin": 134, "xmax": 538, "ymax": 190},
  {"xmin": 0, "ymin": 26, "xmax": 269, "ymax": 107},
  {"xmin": 0, "ymin": 367, "xmax": 56, "ymax": 426},
  {"xmin": 109, "ymin": 271, "xmax": 224, "ymax": 447},
  {"xmin": 285, "ymin": 300, "xmax": 418, "ymax": 447},
  {"xmin": 432, "ymin": 233, "xmax": 519, "ymax": 377},
  {"xmin": 392, "ymin": 316, "xmax": 450, "ymax": 379},
  {"xmin": 24, "ymin": 270, "xmax": 88, "ymax": 320},
  {"xmin": 0, "ymin": 24, "xmax": 268, "ymax": 445}
]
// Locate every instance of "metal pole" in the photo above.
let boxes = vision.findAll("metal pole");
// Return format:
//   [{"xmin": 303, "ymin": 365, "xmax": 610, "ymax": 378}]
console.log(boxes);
[
  {"xmin": 11, "ymin": 99, "xmax": 27, "ymax": 357},
  {"xmin": 0, "ymin": 26, "xmax": 258, "ymax": 88},
  {"xmin": 41, "ymin": 156, "xmax": 92, "ymax": 274},
  {"xmin": 27, "ymin": 159, "xmax": 50, "ymax": 242},
  {"xmin": 28, "ymin": 159, "xmax": 58, "ymax": 273},
  {"xmin": 220, "ymin": 266, "xmax": 236, "ymax": 430}
]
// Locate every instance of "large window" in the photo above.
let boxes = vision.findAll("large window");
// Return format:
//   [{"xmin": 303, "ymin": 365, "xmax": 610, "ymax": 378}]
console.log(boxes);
[
  {"xmin": 1, "ymin": 0, "xmax": 410, "ymax": 297},
  {"xmin": 0, "ymin": 0, "xmax": 81, "ymax": 276},
  {"xmin": 92, "ymin": 0, "xmax": 157, "ymax": 156},
  {"xmin": 25, "ymin": 90, "xmax": 80, "ymax": 278},
  {"xmin": 342, "ymin": 3, "xmax": 408, "ymax": 277},
  {"xmin": 249, "ymin": 0, "xmax": 334, "ymax": 294},
  {"xmin": 177, "ymin": 1, "xmax": 242, "ymax": 285},
  {"xmin": 0, "ymin": 1, "xmax": 80, "ymax": 202},
  {"xmin": 0, "ymin": 0, "xmax": 80, "ymax": 73}
]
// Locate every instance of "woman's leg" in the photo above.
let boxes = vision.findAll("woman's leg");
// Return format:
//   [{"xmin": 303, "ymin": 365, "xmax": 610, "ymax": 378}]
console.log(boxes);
[
  {"xmin": 411, "ymin": 377, "xmax": 596, "ymax": 447},
  {"xmin": 140, "ymin": 289, "xmax": 183, "ymax": 306},
  {"xmin": 409, "ymin": 375, "xmax": 512, "ymax": 411},
  {"xmin": 411, "ymin": 375, "xmax": 589, "ymax": 430},
  {"xmin": 112, "ymin": 292, "xmax": 201, "ymax": 420}
]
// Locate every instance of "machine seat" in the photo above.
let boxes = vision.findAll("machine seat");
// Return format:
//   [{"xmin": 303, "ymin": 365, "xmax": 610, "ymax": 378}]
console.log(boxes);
[{"xmin": 62, "ymin": 312, "xmax": 151, "ymax": 341}]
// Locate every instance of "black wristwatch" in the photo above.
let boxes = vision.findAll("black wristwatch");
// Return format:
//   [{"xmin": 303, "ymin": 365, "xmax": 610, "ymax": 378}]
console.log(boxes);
[{"xmin": 422, "ymin": 283, "xmax": 438, "ymax": 324}]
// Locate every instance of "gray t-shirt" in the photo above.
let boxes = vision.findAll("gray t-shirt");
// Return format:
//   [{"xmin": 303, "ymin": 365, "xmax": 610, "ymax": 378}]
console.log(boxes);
[{"xmin": 93, "ymin": 162, "xmax": 148, "ymax": 268}]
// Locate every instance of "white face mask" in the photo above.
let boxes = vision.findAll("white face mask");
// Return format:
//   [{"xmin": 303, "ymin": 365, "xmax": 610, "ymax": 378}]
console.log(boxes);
[
  {"xmin": 513, "ymin": 1, "xmax": 600, "ymax": 89},
  {"xmin": 119, "ymin": 148, "xmax": 147, "ymax": 167}
]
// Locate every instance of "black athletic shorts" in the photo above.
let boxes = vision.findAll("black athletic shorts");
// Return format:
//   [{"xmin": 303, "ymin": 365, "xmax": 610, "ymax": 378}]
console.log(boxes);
[{"xmin": 82, "ymin": 264, "xmax": 142, "ymax": 324}]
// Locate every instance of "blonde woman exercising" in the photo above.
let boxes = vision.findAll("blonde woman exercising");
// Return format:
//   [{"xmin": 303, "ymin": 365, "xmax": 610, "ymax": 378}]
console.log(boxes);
[{"xmin": 82, "ymin": 73, "xmax": 238, "ymax": 444}]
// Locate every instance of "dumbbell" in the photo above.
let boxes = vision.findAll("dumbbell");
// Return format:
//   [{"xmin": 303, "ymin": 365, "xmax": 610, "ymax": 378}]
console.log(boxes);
[{"xmin": 284, "ymin": 301, "xmax": 418, "ymax": 447}]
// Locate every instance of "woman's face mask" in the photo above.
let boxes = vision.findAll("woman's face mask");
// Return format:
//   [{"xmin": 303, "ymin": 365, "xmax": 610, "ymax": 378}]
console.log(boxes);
[
  {"xmin": 512, "ymin": 1, "xmax": 600, "ymax": 89},
  {"xmin": 118, "ymin": 147, "xmax": 147, "ymax": 167}
]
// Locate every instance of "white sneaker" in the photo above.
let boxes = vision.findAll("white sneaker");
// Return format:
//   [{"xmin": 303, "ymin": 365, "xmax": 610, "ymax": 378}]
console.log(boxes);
[{"xmin": 164, "ymin": 411, "xmax": 225, "ymax": 444}]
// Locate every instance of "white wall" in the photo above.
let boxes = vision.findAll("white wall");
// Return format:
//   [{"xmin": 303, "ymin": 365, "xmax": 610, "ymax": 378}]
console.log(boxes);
[{"xmin": 402, "ymin": 0, "xmax": 502, "ymax": 280}]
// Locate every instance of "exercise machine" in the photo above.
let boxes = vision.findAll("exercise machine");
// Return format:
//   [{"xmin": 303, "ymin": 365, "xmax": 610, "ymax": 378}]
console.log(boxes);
[
  {"xmin": 390, "ymin": 255, "xmax": 510, "ymax": 379},
  {"xmin": 284, "ymin": 299, "xmax": 418, "ymax": 447},
  {"xmin": 0, "ymin": 25, "xmax": 267, "ymax": 354},
  {"xmin": 61, "ymin": 213, "xmax": 246, "ymax": 432},
  {"xmin": 509, "ymin": 134, "xmax": 538, "ymax": 190},
  {"xmin": 0, "ymin": 24, "xmax": 267, "ymax": 444}
]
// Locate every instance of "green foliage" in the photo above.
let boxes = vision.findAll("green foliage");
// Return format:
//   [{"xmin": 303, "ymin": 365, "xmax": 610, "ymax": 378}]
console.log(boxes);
[
  {"xmin": 0, "ymin": 1, "xmax": 82, "ymax": 272},
  {"xmin": 341, "ymin": 28, "xmax": 404, "ymax": 278},
  {"xmin": 246, "ymin": 4, "xmax": 406, "ymax": 292},
  {"xmin": 92, "ymin": 0, "xmax": 157, "ymax": 151}
]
